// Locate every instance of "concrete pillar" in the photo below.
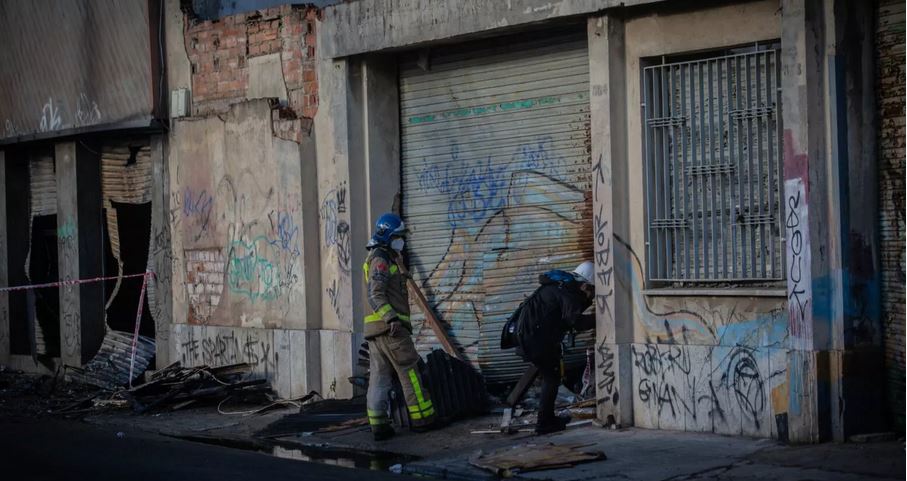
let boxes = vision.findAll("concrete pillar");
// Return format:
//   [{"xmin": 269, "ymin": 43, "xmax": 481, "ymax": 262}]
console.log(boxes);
[
  {"xmin": 300, "ymin": 130, "xmax": 323, "ymax": 333},
  {"xmin": 314, "ymin": 55, "xmax": 357, "ymax": 398},
  {"xmin": 589, "ymin": 14, "xmax": 633, "ymax": 427},
  {"xmin": 782, "ymin": 0, "xmax": 886, "ymax": 443},
  {"xmin": 0, "ymin": 149, "xmax": 8, "ymax": 365},
  {"xmin": 824, "ymin": 0, "xmax": 885, "ymax": 439},
  {"xmin": 362, "ymin": 55, "xmax": 401, "ymax": 225},
  {"xmin": 55, "ymin": 141, "xmax": 105, "ymax": 366},
  {"xmin": 781, "ymin": 0, "xmax": 840, "ymax": 443},
  {"xmin": 148, "ymin": 135, "xmax": 172, "ymax": 367}
]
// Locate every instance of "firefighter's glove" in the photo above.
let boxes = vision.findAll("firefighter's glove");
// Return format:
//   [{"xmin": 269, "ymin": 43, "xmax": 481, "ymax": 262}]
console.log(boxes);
[{"xmin": 388, "ymin": 319, "xmax": 404, "ymax": 337}]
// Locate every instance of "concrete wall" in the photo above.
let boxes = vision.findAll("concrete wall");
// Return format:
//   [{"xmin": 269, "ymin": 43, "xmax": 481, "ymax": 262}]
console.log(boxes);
[
  {"xmin": 593, "ymin": 0, "xmax": 790, "ymax": 439},
  {"xmin": 168, "ymin": 99, "xmax": 319, "ymax": 396},
  {"xmin": 320, "ymin": 0, "xmax": 665, "ymax": 58},
  {"xmin": 153, "ymin": 0, "xmax": 895, "ymax": 425},
  {"xmin": 163, "ymin": 4, "xmax": 352, "ymax": 399}
]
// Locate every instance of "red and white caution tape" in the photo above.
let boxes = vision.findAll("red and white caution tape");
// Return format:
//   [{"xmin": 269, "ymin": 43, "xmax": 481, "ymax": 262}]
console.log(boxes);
[
  {"xmin": 0, "ymin": 271, "xmax": 153, "ymax": 293},
  {"xmin": 1, "ymin": 271, "xmax": 157, "ymax": 386}
]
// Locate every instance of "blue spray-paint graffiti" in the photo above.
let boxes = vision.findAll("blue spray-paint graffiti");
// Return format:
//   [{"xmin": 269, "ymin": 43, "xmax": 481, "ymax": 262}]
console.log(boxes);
[
  {"xmin": 183, "ymin": 188, "xmax": 214, "ymax": 217},
  {"xmin": 320, "ymin": 183, "xmax": 351, "ymax": 271},
  {"xmin": 511, "ymin": 136, "xmax": 566, "ymax": 180},
  {"xmin": 272, "ymin": 210, "xmax": 301, "ymax": 256},
  {"xmin": 418, "ymin": 143, "xmax": 509, "ymax": 228},
  {"xmin": 182, "ymin": 187, "xmax": 214, "ymax": 235}
]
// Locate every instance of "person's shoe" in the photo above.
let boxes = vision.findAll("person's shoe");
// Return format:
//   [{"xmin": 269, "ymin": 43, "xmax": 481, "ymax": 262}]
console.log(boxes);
[
  {"xmin": 535, "ymin": 415, "xmax": 570, "ymax": 435},
  {"xmin": 372, "ymin": 424, "xmax": 395, "ymax": 441}
]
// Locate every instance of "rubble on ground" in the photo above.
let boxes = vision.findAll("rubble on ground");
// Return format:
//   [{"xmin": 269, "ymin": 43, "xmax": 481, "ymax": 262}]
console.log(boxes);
[{"xmin": 470, "ymin": 442, "xmax": 606, "ymax": 476}]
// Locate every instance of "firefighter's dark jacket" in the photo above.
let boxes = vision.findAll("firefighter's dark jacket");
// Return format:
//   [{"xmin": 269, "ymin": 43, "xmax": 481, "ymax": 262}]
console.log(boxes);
[{"xmin": 515, "ymin": 282, "xmax": 593, "ymax": 362}]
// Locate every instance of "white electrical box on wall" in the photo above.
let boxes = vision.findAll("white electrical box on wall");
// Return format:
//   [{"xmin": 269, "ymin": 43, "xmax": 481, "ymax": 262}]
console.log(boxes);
[{"xmin": 170, "ymin": 88, "xmax": 190, "ymax": 118}]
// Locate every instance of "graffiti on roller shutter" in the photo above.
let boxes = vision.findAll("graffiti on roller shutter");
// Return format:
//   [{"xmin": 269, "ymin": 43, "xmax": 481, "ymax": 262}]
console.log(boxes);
[
  {"xmin": 411, "ymin": 139, "xmax": 586, "ymax": 356},
  {"xmin": 417, "ymin": 139, "xmax": 568, "ymax": 229},
  {"xmin": 417, "ymin": 143, "xmax": 508, "ymax": 229}
]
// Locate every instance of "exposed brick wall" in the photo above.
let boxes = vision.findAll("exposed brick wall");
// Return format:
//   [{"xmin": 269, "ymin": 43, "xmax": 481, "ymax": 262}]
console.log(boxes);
[
  {"xmin": 876, "ymin": 0, "xmax": 905, "ymax": 430},
  {"xmin": 184, "ymin": 5, "xmax": 319, "ymax": 141}
]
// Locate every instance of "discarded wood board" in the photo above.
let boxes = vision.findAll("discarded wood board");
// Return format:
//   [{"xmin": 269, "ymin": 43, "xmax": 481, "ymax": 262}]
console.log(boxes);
[
  {"xmin": 394, "ymin": 255, "xmax": 465, "ymax": 361},
  {"xmin": 506, "ymin": 366, "xmax": 539, "ymax": 406},
  {"xmin": 470, "ymin": 443, "xmax": 605, "ymax": 476},
  {"xmin": 315, "ymin": 417, "xmax": 369, "ymax": 433},
  {"xmin": 500, "ymin": 407, "xmax": 513, "ymax": 432}
]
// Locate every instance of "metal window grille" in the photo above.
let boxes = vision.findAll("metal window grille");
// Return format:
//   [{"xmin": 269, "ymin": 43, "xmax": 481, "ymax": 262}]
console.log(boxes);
[{"xmin": 642, "ymin": 47, "xmax": 783, "ymax": 283}]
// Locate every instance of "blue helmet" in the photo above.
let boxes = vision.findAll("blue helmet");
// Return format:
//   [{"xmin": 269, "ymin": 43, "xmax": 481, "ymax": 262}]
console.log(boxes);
[{"xmin": 369, "ymin": 213, "xmax": 406, "ymax": 247}]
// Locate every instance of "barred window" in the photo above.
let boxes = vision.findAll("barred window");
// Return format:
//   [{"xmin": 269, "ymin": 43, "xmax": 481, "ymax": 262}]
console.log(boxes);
[{"xmin": 642, "ymin": 44, "xmax": 784, "ymax": 285}]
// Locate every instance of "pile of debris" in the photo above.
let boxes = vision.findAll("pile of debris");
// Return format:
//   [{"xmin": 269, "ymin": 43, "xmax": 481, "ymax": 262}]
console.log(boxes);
[
  {"xmin": 388, "ymin": 349, "xmax": 489, "ymax": 428},
  {"xmin": 54, "ymin": 362, "xmax": 275, "ymax": 416},
  {"xmin": 66, "ymin": 330, "xmax": 156, "ymax": 390},
  {"xmin": 122, "ymin": 362, "xmax": 271, "ymax": 414}
]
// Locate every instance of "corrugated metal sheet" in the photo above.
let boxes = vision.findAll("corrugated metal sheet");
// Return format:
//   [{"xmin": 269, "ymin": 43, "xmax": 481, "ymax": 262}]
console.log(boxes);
[
  {"xmin": 29, "ymin": 152, "xmax": 57, "ymax": 216},
  {"xmin": 390, "ymin": 349, "xmax": 488, "ymax": 427},
  {"xmin": 100, "ymin": 140, "xmax": 152, "ymax": 310},
  {"xmin": 101, "ymin": 142, "xmax": 153, "ymax": 204},
  {"xmin": 67, "ymin": 329, "xmax": 155, "ymax": 389},
  {"xmin": 0, "ymin": 0, "xmax": 154, "ymax": 142},
  {"xmin": 399, "ymin": 32, "xmax": 594, "ymax": 383},
  {"xmin": 877, "ymin": 0, "xmax": 906, "ymax": 429}
]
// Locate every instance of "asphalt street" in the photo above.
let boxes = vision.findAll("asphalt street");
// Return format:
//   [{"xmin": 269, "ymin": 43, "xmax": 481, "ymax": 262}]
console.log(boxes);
[{"xmin": 0, "ymin": 417, "xmax": 413, "ymax": 481}]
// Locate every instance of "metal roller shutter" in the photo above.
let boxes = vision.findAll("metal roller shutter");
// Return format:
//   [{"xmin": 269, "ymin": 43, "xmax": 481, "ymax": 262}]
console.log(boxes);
[
  {"xmin": 101, "ymin": 142, "xmax": 153, "ymax": 205},
  {"xmin": 399, "ymin": 31, "xmax": 594, "ymax": 383},
  {"xmin": 29, "ymin": 152, "xmax": 57, "ymax": 217}
]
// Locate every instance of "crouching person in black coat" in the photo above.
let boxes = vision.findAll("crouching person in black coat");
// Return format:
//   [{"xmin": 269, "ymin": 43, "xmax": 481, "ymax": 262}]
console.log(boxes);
[{"xmin": 509, "ymin": 262, "xmax": 595, "ymax": 434}]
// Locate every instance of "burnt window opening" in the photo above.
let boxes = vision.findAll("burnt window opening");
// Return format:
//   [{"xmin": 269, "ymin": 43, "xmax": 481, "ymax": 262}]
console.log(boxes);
[
  {"xmin": 103, "ymin": 201, "xmax": 154, "ymax": 337},
  {"xmin": 28, "ymin": 215, "xmax": 61, "ymax": 358},
  {"xmin": 126, "ymin": 146, "xmax": 141, "ymax": 166}
]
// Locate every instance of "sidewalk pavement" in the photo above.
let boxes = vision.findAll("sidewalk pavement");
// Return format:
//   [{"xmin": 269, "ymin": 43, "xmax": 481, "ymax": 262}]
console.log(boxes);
[{"xmin": 84, "ymin": 405, "xmax": 905, "ymax": 481}]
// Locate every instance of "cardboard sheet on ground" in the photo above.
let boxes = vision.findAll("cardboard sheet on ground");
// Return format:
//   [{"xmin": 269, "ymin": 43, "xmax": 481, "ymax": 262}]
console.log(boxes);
[{"xmin": 470, "ymin": 442, "xmax": 606, "ymax": 476}]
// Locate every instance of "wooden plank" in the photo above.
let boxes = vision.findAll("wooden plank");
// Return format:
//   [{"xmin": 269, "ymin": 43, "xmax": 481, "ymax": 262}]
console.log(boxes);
[
  {"xmin": 506, "ymin": 365, "xmax": 539, "ymax": 406},
  {"xmin": 393, "ymin": 254, "xmax": 465, "ymax": 361},
  {"xmin": 500, "ymin": 407, "xmax": 513, "ymax": 432}
]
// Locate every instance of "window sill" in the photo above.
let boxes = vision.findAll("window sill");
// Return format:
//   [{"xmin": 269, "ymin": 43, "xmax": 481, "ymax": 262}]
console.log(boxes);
[{"xmin": 642, "ymin": 288, "xmax": 787, "ymax": 298}]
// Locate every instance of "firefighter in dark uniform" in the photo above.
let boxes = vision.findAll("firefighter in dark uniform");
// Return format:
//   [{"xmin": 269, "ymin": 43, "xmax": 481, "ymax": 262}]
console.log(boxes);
[
  {"xmin": 362, "ymin": 213, "xmax": 435, "ymax": 440},
  {"xmin": 513, "ymin": 261, "xmax": 595, "ymax": 434}
]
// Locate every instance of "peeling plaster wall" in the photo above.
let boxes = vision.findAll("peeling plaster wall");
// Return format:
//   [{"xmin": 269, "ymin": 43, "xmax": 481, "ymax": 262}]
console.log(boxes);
[
  {"xmin": 170, "ymin": 100, "xmax": 307, "ymax": 327},
  {"xmin": 168, "ymin": 99, "xmax": 317, "ymax": 396},
  {"xmin": 320, "ymin": 0, "xmax": 662, "ymax": 59},
  {"xmin": 310, "ymin": 48, "xmax": 358, "ymax": 400},
  {"xmin": 611, "ymin": 0, "xmax": 789, "ymax": 439}
]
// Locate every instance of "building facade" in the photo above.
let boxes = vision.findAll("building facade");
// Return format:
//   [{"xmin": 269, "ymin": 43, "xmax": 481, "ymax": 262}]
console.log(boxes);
[{"xmin": 1, "ymin": 0, "xmax": 903, "ymax": 441}]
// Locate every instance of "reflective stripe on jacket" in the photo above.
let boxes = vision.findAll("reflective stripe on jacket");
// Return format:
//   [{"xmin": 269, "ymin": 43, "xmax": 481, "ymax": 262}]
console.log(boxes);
[{"xmin": 362, "ymin": 246, "xmax": 411, "ymax": 338}]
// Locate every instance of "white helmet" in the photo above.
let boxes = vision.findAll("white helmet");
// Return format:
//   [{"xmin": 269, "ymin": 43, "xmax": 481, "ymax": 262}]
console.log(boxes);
[{"xmin": 572, "ymin": 261, "xmax": 595, "ymax": 284}]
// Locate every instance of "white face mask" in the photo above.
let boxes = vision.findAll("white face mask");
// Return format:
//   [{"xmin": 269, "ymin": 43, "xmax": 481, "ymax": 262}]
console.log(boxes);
[{"xmin": 391, "ymin": 238, "xmax": 405, "ymax": 252}]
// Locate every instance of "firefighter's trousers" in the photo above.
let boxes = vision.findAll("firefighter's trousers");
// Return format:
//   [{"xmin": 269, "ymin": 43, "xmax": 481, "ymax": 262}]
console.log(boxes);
[{"xmin": 366, "ymin": 332, "xmax": 435, "ymax": 430}]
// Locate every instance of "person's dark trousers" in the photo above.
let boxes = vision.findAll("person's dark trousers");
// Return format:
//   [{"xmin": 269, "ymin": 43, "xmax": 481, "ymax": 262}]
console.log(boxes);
[{"xmin": 534, "ymin": 356, "xmax": 561, "ymax": 425}]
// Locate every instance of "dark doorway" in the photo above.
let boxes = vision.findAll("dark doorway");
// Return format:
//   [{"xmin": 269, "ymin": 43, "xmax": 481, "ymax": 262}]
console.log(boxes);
[
  {"xmin": 103, "ymin": 202, "xmax": 154, "ymax": 337},
  {"xmin": 28, "ymin": 214, "xmax": 61, "ymax": 357}
]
